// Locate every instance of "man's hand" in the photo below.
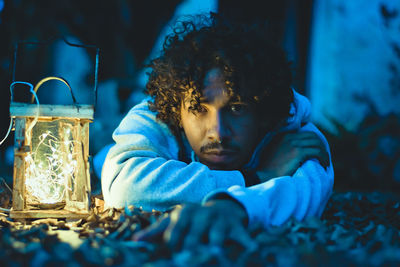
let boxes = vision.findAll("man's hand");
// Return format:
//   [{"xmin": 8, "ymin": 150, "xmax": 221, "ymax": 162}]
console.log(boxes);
[
  {"xmin": 256, "ymin": 131, "xmax": 330, "ymax": 182},
  {"xmin": 132, "ymin": 200, "xmax": 256, "ymax": 250}
]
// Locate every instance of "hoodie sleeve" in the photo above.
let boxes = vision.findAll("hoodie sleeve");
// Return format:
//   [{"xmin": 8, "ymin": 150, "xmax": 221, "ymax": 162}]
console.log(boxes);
[
  {"xmin": 203, "ymin": 122, "xmax": 334, "ymax": 228},
  {"xmin": 101, "ymin": 100, "xmax": 245, "ymax": 211}
]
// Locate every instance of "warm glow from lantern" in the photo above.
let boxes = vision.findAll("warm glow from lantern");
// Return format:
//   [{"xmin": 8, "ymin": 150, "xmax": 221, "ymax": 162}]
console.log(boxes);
[
  {"xmin": 24, "ymin": 126, "xmax": 78, "ymax": 204},
  {"xmin": 9, "ymin": 58, "xmax": 97, "ymax": 218}
]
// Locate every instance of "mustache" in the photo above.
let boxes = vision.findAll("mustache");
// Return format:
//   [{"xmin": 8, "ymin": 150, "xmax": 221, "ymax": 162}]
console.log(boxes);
[{"xmin": 200, "ymin": 141, "xmax": 240, "ymax": 153}]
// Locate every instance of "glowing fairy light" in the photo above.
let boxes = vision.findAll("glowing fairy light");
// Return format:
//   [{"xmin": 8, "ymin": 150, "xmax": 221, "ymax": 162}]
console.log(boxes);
[{"xmin": 24, "ymin": 127, "xmax": 78, "ymax": 204}]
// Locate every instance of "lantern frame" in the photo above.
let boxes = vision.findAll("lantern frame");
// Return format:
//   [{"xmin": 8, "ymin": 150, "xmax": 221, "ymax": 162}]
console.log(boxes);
[
  {"xmin": 7, "ymin": 39, "xmax": 99, "ymax": 219},
  {"xmin": 10, "ymin": 102, "xmax": 93, "ymax": 219}
]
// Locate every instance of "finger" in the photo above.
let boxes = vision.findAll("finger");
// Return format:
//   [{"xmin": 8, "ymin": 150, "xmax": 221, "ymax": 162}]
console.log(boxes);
[
  {"xmin": 132, "ymin": 215, "xmax": 170, "ymax": 242},
  {"xmin": 164, "ymin": 206, "xmax": 193, "ymax": 250},
  {"xmin": 227, "ymin": 222, "xmax": 257, "ymax": 251},
  {"xmin": 299, "ymin": 147, "xmax": 329, "ymax": 168},
  {"xmin": 321, "ymin": 149, "xmax": 330, "ymax": 167},
  {"xmin": 276, "ymin": 131, "xmax": 296, "ymax": 143},
  {"xmin": 291, "ymin": 137, "xmax": 324, "ymax": 149},
  {"xmin": 294, "ymin": 131, "xmax": 320, "ymax": 139},
  {"xmin": 291, "ymin": 134, "xmax": 330, "ymax": 167},
  {"xmin": 183, "ymin": 208, "xmax": 211, "ymax": 248},
  {"xmin": 308, "ymin": 145, "xmax": 330, "ymax": 167},
  {"xmin": 209, "ymin": 217, "xmax": 228, "ymax": 247}
]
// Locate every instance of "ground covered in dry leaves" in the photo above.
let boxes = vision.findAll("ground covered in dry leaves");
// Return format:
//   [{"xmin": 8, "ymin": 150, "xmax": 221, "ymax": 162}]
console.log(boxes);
[{"xmin": 0, "ymin": 191, "xmax": 399, "ymax": 266}]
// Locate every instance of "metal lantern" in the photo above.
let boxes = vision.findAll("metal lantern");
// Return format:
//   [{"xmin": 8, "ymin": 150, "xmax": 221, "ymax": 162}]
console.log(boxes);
[{"xmin": 8, "ymin": 40, "xmax": 99, "ymax": 219}]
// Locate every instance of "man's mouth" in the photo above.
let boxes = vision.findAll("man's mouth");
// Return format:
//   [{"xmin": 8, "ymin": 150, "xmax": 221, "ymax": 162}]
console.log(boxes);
[
  {"xmin": 204, "ymin": 149, "xmax": 236, "ymax": 155},
  {"xmin": 203, "ymin": 149, "xmax": 237, "ymax": 163}
]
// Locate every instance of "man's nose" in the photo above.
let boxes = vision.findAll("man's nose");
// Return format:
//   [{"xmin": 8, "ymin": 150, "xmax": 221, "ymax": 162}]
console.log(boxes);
[{"xmin": 207, "ymin": 111, "xmax": 231, "ymax": 142}]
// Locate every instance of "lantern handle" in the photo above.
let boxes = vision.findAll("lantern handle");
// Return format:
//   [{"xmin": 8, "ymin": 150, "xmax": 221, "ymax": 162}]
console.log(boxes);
[
  {"xmin": 30, "ymin": 76, "xmax": 77, "ymax": 105},
  {"xmin": 11, "ymin": 37, "xmax": 100, "ymax": 108}
]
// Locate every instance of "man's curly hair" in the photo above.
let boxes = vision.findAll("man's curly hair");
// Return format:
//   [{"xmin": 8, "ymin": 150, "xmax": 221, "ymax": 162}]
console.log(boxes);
[{"xmin": 145, "ymin": 13, "xmax": 293, "ymax": 135}]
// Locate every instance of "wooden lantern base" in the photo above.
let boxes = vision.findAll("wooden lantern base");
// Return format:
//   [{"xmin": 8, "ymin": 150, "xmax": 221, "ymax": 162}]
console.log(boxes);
[{"xmin": 10, "ymin": 209, "xmax": 90, "ymax": 220}]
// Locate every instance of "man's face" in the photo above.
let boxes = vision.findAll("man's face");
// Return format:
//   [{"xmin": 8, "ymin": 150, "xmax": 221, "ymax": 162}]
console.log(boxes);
[{"xmin": 180, "ymin": 69, "xmax": 262, "ymax": 170}]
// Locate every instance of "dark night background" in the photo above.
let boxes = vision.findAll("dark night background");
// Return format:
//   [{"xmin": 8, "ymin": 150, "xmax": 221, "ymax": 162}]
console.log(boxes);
[
  {"xmin": 0, "ymin": 0, "xmax": 399, "ymax": 198},
  {"xmin": 0, "ymin": 1, "xmax": 400, "ymax": 266}
]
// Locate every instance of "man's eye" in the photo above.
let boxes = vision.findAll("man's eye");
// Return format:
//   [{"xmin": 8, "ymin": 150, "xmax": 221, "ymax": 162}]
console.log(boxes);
[
  {"xmin": 230, "ymin": 103, "xmax": 247, "ymax": 115},
  {"xmin": 189, "ymin": 105, "xmax": 208, "ymax": 115},
  {"xmin": 198, "ymin": 105, "xmax": 208, "ymax": 113}
]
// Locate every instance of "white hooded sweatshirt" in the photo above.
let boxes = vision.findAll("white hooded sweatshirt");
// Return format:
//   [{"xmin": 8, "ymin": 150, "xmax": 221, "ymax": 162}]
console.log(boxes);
[{"xmin": 101, "ymin": 90, "xmax": 334, "ymax": 228}]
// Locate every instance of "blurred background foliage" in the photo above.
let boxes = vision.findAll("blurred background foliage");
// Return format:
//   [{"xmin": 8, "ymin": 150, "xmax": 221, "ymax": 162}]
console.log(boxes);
[{"xmin": 320, "ymin": 112, "xmax": 400, "ymax": 193}]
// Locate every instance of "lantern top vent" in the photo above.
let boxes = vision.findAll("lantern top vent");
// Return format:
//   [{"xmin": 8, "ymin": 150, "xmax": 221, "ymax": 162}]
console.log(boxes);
[{"xmin": 10, "ymin": 103, "xmax": 94, "ymax": 120}]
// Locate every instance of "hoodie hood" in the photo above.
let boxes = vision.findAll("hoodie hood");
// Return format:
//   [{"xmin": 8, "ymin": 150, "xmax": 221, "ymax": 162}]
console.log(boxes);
[{"xmin": 285, "ymin": 89, "xmax": 311, "ymax": 131}]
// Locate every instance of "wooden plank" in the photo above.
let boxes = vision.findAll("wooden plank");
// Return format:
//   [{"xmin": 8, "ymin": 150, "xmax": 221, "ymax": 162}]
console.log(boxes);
[
  {"xmin": 12, "ymin": 118, "xmax": 28, "ymax": 211},
  {"xmin": 12, "ymin": 156, "xmax": 25, "ymax": 211},
  {"xmin": 64, "ymin": 201, "xmax": 87, "ymax": 212},
  {"xmin": 64, "ymin": 119, "xmax": 90, "ymax": 212},
  {"xmin": 10, "ymin": 103, "xmax": 94, "ymax": 119},
  {"xmin": 14, "ymin": 117, "xmax": 26, "ymax": 149},
  {"xmin": 9, "ymin": 209, "xmax": 89, "ymax": 219},
  {"xmin": 82, "ymin": 120, "xmax": 91, "ymax": 211}
]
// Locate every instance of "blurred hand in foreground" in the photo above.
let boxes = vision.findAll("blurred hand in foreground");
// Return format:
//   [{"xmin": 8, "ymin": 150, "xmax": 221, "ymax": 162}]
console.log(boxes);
[{"xmin": 132, "ymin": 199, "xmax": 256, "ymax": 250}]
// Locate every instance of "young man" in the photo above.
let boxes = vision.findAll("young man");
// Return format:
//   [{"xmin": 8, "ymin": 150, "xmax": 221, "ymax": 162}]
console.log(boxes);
[{"xmin": 101, "ymin": 14, "xmax": 334, "ymax": 247}]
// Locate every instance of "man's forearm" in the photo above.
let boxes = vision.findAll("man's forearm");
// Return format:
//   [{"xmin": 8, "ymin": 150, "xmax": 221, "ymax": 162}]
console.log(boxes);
[
  {"xmin": 204, "ymin": 158, "xmax": 334, "ymax": 228},
  {"xmin": 102, "ymin": 148, "xmax": 246, "ymax": 211}
]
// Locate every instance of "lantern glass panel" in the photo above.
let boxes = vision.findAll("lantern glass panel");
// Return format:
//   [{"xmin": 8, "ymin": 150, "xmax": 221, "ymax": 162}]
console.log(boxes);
[{"xmin": 24, "ymin": 118, "xmax": 79, "ymax": 209}]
